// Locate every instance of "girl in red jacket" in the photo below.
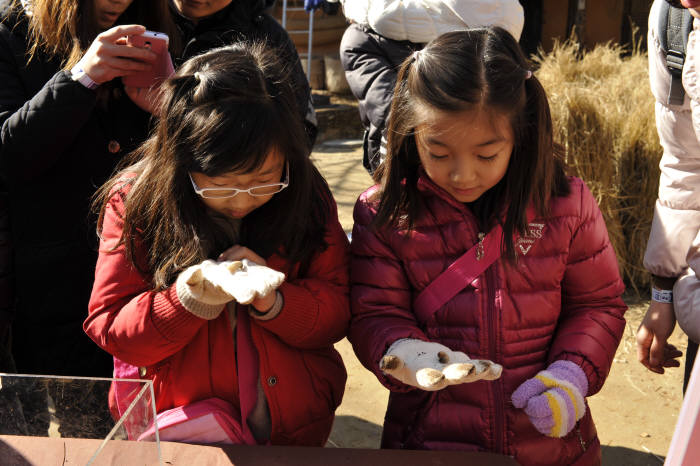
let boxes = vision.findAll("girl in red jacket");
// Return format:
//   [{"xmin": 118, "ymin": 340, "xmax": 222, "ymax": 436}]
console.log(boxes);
[
  {"xmin": 350, "ymin": 28, "xmax": 627, "ymax": 465},
  {"xmin": 84, "ymin": 43, "xmax": 350, "ymax": 446}
]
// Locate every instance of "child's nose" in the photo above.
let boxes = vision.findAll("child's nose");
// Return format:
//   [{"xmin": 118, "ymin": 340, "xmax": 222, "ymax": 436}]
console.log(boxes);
[
  {"xmin": 228, "ymin": 191, "xmax": 256, "ymax": 209},
  {"xmin": 450, "ymin": 163, "xmax": 477, "ymax": 184}
]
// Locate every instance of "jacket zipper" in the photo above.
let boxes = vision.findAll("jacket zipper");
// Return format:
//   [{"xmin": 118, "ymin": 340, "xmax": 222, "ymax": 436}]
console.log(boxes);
[
  {"xmin": 485, "ymin": 266, "xmax": 505, "ymax": 454},
  {"xmin": 577, "ymin": 426, "xmax": 587, "ymax": 451}
]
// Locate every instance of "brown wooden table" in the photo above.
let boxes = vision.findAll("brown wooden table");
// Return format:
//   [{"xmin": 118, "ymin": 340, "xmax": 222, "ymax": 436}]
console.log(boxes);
[{"xmin": 0, "ymin": 435, "xmax": 519, "ymax": 465}]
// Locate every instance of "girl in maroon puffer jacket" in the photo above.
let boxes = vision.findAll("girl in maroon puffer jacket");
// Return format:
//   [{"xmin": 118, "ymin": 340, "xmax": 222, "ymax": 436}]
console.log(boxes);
[{"xmin": 349, "ymin": 28, "xmax": 627, "ymax": 465}]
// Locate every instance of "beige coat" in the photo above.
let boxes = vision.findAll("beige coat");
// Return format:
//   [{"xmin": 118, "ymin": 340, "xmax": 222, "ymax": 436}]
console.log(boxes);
[{"xmin": 646, "ymin": 0, "xmax": 700, "ymax": 342}]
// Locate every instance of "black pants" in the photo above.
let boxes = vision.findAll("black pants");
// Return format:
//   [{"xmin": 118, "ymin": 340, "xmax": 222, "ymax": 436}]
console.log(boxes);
[{"xmin": 683, "ymin": 339, "xmax": 698, "ymax": 394}]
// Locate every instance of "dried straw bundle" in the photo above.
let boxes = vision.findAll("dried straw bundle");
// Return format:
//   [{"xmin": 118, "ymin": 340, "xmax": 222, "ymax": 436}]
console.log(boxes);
[{"xmin": 534, "ymin": 38, "xmax": 660, "ymax": 292}]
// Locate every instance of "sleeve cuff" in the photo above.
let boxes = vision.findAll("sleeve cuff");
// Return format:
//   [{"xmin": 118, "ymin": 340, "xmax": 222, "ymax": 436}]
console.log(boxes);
[
  {"xmin": 249, "ymin": 291, "xmax": 283, "ymax": 321},
  {"xmin": 651, "ymin": 274, "xmax": 678, "ymax": 290},
  {"xmin": 175, "ymin": 276, "xmax": 225, "ymax": 320}
]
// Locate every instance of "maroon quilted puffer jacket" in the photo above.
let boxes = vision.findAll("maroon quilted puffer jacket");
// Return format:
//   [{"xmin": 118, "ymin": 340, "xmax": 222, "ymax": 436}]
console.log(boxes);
[{"xmin": 349, "ymin": 175, "xmax": 626, "ymax": 466}]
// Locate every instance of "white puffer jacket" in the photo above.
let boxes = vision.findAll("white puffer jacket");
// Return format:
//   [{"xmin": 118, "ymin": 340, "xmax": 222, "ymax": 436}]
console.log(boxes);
[
  {"xmin": 646, "ymin": 0, "xmax": 700, "ymax": 343},
  {"xmin": 340, "ymin": 0, "xmax": 524, "ymax": 44}
]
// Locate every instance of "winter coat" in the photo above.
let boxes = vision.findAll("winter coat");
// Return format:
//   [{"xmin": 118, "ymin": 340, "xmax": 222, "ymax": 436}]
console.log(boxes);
[
  {"xmin": 0, "ymin": 8, "xmax": 150, "ymax": 376},
  {"xmin": 645, "ymin": 0, "xmax": 700, "ymax": 343},
  {"xmin": 171, "ymin": 0, "xmax": 317, "ymax": 145},
  {"xmin": 0, "ymin": 187, "xmax": 13, "ymax": 373},
  {"xmin": 350, "ymin": 174, "xmax": 627, "ymax": 466},
  {"xmin": 340, "ymin": 0, "xmax": 524, "ymax": 44},
  {"xmin": 84, "ymin": 184, "xmax": 350, "ymax": 446},
  {"xmin": 340, "ymin": 24, "xmax": 421, "ymax": 174}
]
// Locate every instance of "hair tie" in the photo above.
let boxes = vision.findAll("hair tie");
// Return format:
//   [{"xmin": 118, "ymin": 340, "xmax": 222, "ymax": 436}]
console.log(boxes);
[
  {"xmin": 412, "ymin": 50, "xmax": 421, "ymax": 61},
  {"xmin": 525, "ymin": 70, "xmax": 533, "ymax": 80},
  {"xmin": 194, "ymin": 71, "xmax": 202, "ymax": 82}
]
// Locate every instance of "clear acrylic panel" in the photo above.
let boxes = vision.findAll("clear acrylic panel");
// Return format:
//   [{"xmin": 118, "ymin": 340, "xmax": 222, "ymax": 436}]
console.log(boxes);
[{"xmin": 0, "ymin": 374, "xmax": 161, "ymax": 465}]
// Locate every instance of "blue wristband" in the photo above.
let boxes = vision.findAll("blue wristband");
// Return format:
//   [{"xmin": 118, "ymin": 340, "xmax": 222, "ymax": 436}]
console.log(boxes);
[{"xmin": 651, "ymin": 287, "xmax": 673, "ymax": 303}]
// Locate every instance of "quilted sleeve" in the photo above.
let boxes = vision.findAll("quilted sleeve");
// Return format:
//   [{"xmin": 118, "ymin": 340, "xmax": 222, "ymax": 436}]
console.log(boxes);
[
  {"xmin": 549, "ymin": 180, "xmax": 627, "ymax": 395},
  {"xmin": 0, "ymin": 27, "xmax": 97, "ymax": 183},
  {"xmin": 348, "ymin": 187, "xmax": 428, "ymax": 392}
]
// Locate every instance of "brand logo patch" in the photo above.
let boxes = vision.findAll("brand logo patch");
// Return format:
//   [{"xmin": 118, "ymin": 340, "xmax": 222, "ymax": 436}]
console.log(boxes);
[{"xmin": 517, "ymin": 223, "xmax": 545, "ymax": 255}]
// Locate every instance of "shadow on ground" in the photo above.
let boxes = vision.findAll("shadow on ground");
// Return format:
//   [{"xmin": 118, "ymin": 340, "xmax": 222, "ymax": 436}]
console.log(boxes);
[
  {"xmin": 327, "ymin": 415, "xmax": 383, "ymax": 449},
  {"xmin": 602, "ymin": 445, "xmax": 665, "ymax": 465}
]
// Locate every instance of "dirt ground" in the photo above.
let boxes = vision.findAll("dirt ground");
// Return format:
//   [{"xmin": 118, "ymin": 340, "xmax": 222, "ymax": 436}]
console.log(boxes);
[{"xmin": 311, "ymin": 141, "xmax": 688, "ymax": 465}]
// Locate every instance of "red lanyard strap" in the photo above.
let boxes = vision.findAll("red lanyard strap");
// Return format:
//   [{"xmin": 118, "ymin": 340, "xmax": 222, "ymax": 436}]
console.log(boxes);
[{"xmin": 413, "ymin": 225, "xmax": 504, "ymax": 322}]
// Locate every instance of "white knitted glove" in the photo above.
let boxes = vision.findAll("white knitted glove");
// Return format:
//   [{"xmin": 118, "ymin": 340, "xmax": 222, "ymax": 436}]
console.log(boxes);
[
  {"xmin": 216, "ymin": 259, "xmax": 285, "ymax": 305},
  {"xmin": 176, "ymin": 259, "xmax": 285, "ymax": 319},
  {"xmin": 380, "ymin": 339, "xmax": 503, "ymax": 391},
  {"xmin": 176, "ymin": 260, "xmax": 237, "ymax": 319}
]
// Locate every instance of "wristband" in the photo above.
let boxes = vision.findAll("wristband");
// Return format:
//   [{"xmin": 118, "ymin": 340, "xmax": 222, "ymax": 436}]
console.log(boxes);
[
  {"xmin": 249, "ymin": 291, "xmax": 283, "ymax": 321},
  {"xmin": 70, "ymin": 63, "xmax": 99, "ymax": 90},
  {"xmin": 651, "ymin": 287, "xmax": 673, "ymax": 303}
]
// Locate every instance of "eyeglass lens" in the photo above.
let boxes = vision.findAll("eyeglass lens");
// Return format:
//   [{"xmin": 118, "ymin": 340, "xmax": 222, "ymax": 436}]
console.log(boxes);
[{"xmin": 201, "ymin": 184, "xmax": 285, "ymax": 198}]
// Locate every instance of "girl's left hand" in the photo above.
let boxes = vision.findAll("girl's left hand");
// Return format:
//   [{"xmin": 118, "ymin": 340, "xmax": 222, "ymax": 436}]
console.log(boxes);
[{"xmin": 124, "ymin": 84, "xmax": 163, "ymax": 114}]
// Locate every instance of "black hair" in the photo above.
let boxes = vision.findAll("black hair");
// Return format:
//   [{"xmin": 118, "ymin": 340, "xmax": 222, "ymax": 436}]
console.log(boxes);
[{"xmin": 374, "ymin": 27, "xmax": 569, "ymax": 261}]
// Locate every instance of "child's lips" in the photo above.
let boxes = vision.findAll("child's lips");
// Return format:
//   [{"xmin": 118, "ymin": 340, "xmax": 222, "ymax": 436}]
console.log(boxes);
[
  {"xmin": 683, "ymin": 0, "xmax": 700, "ymax": 8},
  {"xmin": 452, "ymin": 186, "xmax": 477, "ymax": 195},
  {"xmin": 228, "ymin": 209, "xmax": 248, "ymax": 218}
]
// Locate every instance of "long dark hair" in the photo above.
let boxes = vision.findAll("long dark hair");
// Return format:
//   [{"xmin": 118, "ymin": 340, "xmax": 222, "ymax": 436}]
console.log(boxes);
[
  {"xmin": 95, "ymin": 42, "xmax": 330, "ymax": 290},
  {"xmin": 374, "ymin": 27, "xmax": 570, "ymax": 261},
  {"xmin": 8, "ymin": 0, "xmax": 180, "ymax": 68}
]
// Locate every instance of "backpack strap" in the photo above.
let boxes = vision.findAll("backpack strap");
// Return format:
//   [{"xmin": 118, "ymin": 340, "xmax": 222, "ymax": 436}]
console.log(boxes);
[
  {"xmin": 659, "ymin": 1, "xmax": 694, "ymax": 105},
  {"xmin": 413, "ymin": 225, "xmax": 504, "ymax": 323}
]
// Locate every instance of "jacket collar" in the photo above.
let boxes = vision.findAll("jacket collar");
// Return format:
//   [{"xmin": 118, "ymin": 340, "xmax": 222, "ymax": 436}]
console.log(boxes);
[
  {"xmin": 170, "ymin": 0, "xmax": 260, "ymax": 35},
  {"xmin": 414, "ymin": 166, "xmax": 532, "ymax": 231},
  {"xmin": 416, "ymin": 166, "xmax": 473, "ymax": 214}
]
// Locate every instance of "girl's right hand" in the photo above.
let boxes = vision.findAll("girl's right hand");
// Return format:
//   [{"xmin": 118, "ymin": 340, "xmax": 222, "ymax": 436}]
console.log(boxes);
[
  {"xmin": 380, "ymin": 339, "xmax": 502, "ymax": 391},
  {"xmin": 77, "ymin": 24, "xmax": 157, "ymax": 84}
]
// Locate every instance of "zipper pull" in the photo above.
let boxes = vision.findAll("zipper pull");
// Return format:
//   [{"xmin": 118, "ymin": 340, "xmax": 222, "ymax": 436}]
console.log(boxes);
[{"xmin": 476, "ymin": 232, "xmax": 486, "ymax": 261}]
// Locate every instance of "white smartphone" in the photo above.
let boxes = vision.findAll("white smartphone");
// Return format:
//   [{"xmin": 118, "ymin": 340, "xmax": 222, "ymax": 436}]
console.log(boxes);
[{"xmin": 122, "ymin": 30, "xmax": 173, "ymax": 88}]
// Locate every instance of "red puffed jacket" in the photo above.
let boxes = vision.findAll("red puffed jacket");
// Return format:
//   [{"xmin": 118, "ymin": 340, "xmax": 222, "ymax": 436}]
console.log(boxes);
[
  {"xmin": 350, "ymin": 175, "xmax": 627, "ymax": 465},
  {"xmin": 85, "ymin": 186, "xmax": 350, "ymax": 446}
]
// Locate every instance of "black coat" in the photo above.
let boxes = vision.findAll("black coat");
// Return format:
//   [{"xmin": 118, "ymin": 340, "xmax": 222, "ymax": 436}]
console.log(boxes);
[
  {"xmin": 340, "ymin": 24, "xmax": 421, "ymax": 174},
  {"xmin": 0, "ymin": 10, "xmax": 150, "ymax": 377},
  {"xmin": 171, "ymin": 0, "xmax": 317, "ymax": 145}
]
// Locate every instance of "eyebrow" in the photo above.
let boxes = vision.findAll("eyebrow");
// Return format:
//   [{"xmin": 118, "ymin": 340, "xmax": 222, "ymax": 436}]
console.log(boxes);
[{"xmin": 425, "ymin": 136, "xmax": 505, "ymax": 148}]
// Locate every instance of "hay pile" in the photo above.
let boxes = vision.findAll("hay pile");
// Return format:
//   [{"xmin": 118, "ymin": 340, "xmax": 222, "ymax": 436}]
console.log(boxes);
[{"xmin": 534, "ymin": 38, "xmax": 661, "ymax": 293}]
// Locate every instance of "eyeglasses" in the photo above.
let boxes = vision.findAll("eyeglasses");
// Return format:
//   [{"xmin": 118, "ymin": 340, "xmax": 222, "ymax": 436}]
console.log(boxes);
[{"xmin": 189, "ymin": 163, "xmax": 289, "ymax": 199}]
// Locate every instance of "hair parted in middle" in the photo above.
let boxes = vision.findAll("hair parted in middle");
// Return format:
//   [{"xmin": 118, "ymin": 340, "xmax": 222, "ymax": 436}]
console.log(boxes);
[
  {"xmin": 95, "ymin": 42, "xmax": 331, "ymax": 290},
  {"xmin": 373, "ymin": 27, "xmax": 570, "ymax": 261}
]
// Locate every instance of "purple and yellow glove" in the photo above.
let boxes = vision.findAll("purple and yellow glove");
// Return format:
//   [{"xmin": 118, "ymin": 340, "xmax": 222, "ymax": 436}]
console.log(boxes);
[{"xmin": 511, "ymin": 360, "xmax": 588, "ymax": 438}]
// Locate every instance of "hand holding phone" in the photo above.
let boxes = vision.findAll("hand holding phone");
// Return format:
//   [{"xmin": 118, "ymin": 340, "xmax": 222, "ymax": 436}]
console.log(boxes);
[
  {"xmin": 122, "ymin": 31, "xmax": 174, "ymax": 88},
  {"xmin": 75, "ymin": 24, "xmax": 155, "ymax": 85}
]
